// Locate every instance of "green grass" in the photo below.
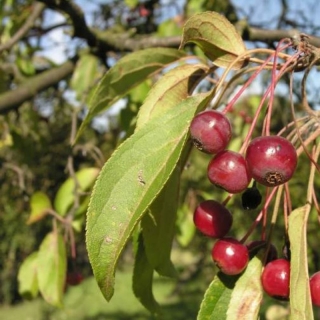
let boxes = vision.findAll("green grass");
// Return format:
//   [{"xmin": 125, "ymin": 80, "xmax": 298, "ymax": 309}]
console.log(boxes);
[{"xmin": 0, "ymin": 266, "xmax": 204, "ymax": 320}]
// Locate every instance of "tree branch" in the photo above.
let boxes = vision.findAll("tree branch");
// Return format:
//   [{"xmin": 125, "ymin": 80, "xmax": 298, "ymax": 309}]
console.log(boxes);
[
  {"xmin": 0, "ymin": 58, "xmax": 77, "ymax": 114},
  {"xmin": 245, "ymin": 27, "xmax": 320, "ymax": 48},
  {"xmin": 37, "ymin": 0, "xmax": 320, "ymax": 53},
  {"xmin": 3, "ymin": 0, "xmax": 320, "ymax": 114},
  {"xmin": 37, "ymin": 0, "xmax": 112, "ymax": 57},
  {"xmin": 0, "ymin": 2, "xmax": 45, "ymax": 53}
]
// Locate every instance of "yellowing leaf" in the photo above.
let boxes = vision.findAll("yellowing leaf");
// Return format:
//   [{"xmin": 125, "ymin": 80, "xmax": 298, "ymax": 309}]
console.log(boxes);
[
  {"xmin": 288, "ymin": 205, "xmax": 314, "ymax": 320},
  {"xmin": 226, "ymin": 256, "xmax": 263, "ymax": 320},
  {"xmin": 37, "ymin": 232, "xmax": 67, "ymax": 307},
  {"xmin": 18, "ymin": 252, "xmax": 39, "ymax": 299},
  {"xmin": 180, "ymin": 12, "xmax": 247, "ymax": 69},
  {"xmin": 27, "ymin": 191, "xmax": 52, "ymax": 225}
]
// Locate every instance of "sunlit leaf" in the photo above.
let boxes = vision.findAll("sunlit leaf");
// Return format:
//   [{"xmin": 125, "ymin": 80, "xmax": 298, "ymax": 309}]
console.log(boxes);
[
  {"xmin": 37, "ymin": 232, "xmax": 67, "ymax": 307},
  {"xmin": 86, "ymin": 93, "xmax": 210, "ymax": 301},
  {"xmin": 288, "ymin": 205, "xmax": 314, "ymax": 320},
  {"xmin": 18, "ymin": 252, "xmax": 39, "ymax": 299},
  {"xmin": 70, "ymin": 195, "xmax": 91, "ymax": 232},
  {"xmin": 141, "ymin": 166, "xmax": 179, "ymax": 278},
  {"xmin": 226, "ymin": 256, "xmax": 263, "ymax": 319},
  {"xmin": 132, "ymin": 234, "xmax": 160, "ymax": 314},
  {"xmin": 125, "ymin": 0, "xmax": 139, "ymax": 8},
  {"xmin": 265, "ymin": 305, "xmax": 290, "ymax": 320},
  {"xmin": 70, "ymin": 53, "xmax": 100, "ymax": 100},
  {"xmin": 180, "ymin": 12, "xmax": 247, "ymax": 69},
  {"xmin": 157, "ymin": 19, "xmax": 182, "ymax": 37},
  {"xmin": 176, "ymin": 204, "xmax": 196, "ymax": 247},
  {"xmin": 27, "ymin": 191, "xmax": 51, "ymax": 225},
  {"xmin": 136, "ymin": 63, "xmax": 208, "ymax": 130},
  {"xmin": 76, "ymin": 48, "xmax": 187, "ymax": 140},
  {"xmin": 128, "ymin": 79, "xmax": 151, "ymax": 104},
  {"xmin": 16, "ymin": 57, "xmax": 36, "ymax": 76},
  {"xmin": 197, "ymin": 272, "xmax": 239, "ymax": 320},
  {"xmin": 54, "ymin": 167, "xmax": 99, "ymax": 216}
]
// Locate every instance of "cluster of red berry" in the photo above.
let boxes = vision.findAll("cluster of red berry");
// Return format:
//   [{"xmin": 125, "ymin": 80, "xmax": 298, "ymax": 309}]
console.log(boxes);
[{"xmin": 189, "ymin": 109, "xmax": 320, "ymax": 304}]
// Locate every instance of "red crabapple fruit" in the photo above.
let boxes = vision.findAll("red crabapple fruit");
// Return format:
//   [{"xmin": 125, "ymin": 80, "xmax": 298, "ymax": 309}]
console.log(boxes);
[
  {"xmin": 246, "ymin": 136, "xmax": 297, "ymax": 187},
  {"xmin": 207, "ymin": 150, "xmax": 252, "ymax": 193},
  {"xmin": 310, "ymin": 271, "xmax": 320, "ymax": 306},
  {"xmin": 193, "ymin": 200, "xmax": 233, "ymax": 238},
  {"xmin": 261, "ymin": 258, "xmax": 290, "ymax": 300},
  {"xmin": 189, "ymin": 110, "xmax": 232, "ymax": 154},
  {"xmin": 66, "ymin": 271, "xmax": 84, "ymax": 286},
  {"xmin": 211, "ymin": 237, "xmax": 249, "ymax": 275}
]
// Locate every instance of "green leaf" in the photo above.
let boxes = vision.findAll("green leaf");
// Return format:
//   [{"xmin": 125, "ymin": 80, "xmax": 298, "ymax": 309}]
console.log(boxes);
[
  {"xmin": 125, "ymin": 0, "xmax": 139, "ymax": 8},
  {"xmin": 180, "ymin": 12, "xmax": 247, "ymax": 69},
  {"xmin": 197, "ymin": 272, "xmax": 239, "ymax": 320},
  {"xmin": 157, "ymin": 19, "xmax": 182, "ymax": 37},
  {"xmin": 128, "ymin": 79, "xmax": 152, "ymax": 104},
  {"xmin": 288, "ymin": 205, "xmax": 314, "ymax": 320},
  {"xmin": 136, "ymin": 63, "xmax": 208, "ymax": 130},
  {"xmin": 70, "ymin": 53, "xmax": 100, "ymax": 100},
  {"xmin": 86, "ymin": 93, "xmax": 210, "ymax": 301},
  {"xmin": 176, "ymin": 204, "xmax": 196, "ymax": 247},
  {"xmin": 37, "ymin": 232, "xmax": 67, "ymax": 307},
  {"xmin": 76, "ymin": 48, "xmax": 187, "ymax": 140},
  {"xmin": 226, "ymin": 256, "xmax": 263, "ymax": 319},
  {"xmin": 132, "ymin": 234, "xmax": 160, "ymax": 314},
  {"xmin": 0, "ymin": 117, "xmax": 13, "ymax": 148},
  {"xmin": 18, "ymin": 252, "xmax": 39, "ymax": 299},
  {"xmin": 27, "ymin": 191, "xmax": 52, "ymax": 225},
  {"xmin": 54, "ymin": 167, "xmax": 99, "ymax": 216},
  {"xmin": 16, "ymin": 56, "xmax": 36, "ymax": 76},
  {"xmin": 141, "ymin": 166, "xmax": 180, "ymax": 278}
]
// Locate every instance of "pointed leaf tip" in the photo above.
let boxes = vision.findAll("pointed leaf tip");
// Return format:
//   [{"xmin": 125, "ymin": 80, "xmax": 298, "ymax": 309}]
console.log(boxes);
[{"xmin": 27, "ymin": 191, "xmax": 51, "ymax": 225}]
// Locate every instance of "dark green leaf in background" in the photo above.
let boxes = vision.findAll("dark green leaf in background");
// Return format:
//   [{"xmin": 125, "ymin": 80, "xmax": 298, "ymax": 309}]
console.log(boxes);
[
  {"xmin": 132, "ymin": 234, "xmax": 161, "ymax": 314},
  {"xmin": 141, "ymin": 166, "xmax": 180, "ymax": 278}
]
